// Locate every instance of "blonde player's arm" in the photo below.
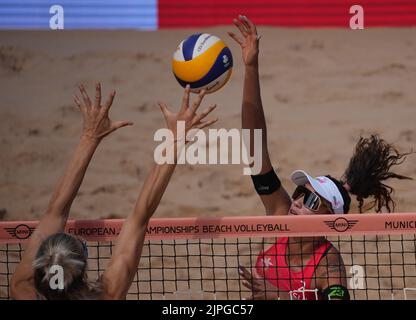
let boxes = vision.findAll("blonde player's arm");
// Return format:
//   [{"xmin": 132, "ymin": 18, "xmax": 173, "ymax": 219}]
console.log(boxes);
[
  {"xmin": 101, "ymin": 86, "xmax": 218, "ymax": 300},
  {"xmin": 228, "ymin": 15, "xmax": 291, "ymax": 216},
  {"xmin": 11, "ymin": 83, "xmax": 132, "ymax": 299}
]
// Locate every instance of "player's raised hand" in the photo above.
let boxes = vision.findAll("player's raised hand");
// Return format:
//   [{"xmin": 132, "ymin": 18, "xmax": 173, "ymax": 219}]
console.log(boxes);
[
  {"xmin": 73, "ymin": 82, "xmax": 133, "ymax": 141},
  {"xmin": 228, "ymin": 15, "xmax": 260, "ymax": 66},
  {"xmin": 157, "ymin": 84, "xmax": 218, "ymax": 142}
]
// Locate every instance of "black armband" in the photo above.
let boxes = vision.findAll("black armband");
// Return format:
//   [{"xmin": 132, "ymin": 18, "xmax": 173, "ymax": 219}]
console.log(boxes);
[
  {"xmin": 322, "ymin": 285, "xmax": 350, "ymax": 300},
  {"xmin": 251, "ymin": 168, "xmax": 281, "ymax": 195}
]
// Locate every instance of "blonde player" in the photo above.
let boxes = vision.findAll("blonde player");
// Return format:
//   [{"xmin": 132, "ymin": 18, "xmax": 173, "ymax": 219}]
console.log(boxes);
[{"xmin": 11, "ymin": 84, "xmax": 217, "ymax": 299}]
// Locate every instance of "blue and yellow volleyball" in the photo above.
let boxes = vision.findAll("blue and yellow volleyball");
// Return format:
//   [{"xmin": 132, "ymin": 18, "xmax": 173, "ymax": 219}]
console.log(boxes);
[{"xmin": 172, "ymin": 33, "xmax": 233, "ymax": 94}]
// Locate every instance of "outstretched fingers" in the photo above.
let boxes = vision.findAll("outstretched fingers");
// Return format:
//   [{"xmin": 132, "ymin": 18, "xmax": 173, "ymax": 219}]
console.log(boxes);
[
  {"xmin": 239, "ymin": 266, "xmax": 253, "ymax": 280},
  {"xmin": 73, "ymin": 94, "xmax": 83, "ymax": 112},
  {"xmin": 111, "ymin": 120, "xmax": 133, "ymax": 131},
  {"xmin": 78, "ymin": 84, "xmax": 92, "ymax": 108},
  {"xmin": 233, "ymin": 18, "xmax": 249, "ymax": 37},
  {"xmin": 239, "ymin": 266, "xmax": 264, "ymax": 289},
  {"xmin": 242, "ymin": 278, "xmax": 264, "ymax": 293},
  {"xmin": 195, "ymin": 117, "xmax": 218, "ymax": 130},
  {"xmin": 181, "ymin": 84, "xmax": 191, "ymax": 112},
  {"xmin": 242, "ymin": 278, "xmax": 265, "ymax": 293},
  {"xmin": 240, "ymin": 15, "xmax": 257, "ymax": 35},
  {"xmin": 192, "ymin": 104, "xmax": 217, "ymax": 126},
  {"xmin": 242, "ymin": 280, "xmax": 254, "ymax": 290},
  {"xmin": 94, "ymin": 82, "xmax": 102, "ymax": 108},
  {"xmin": 227, "ymin": 31, "xmax": 244, "ymax": 46},
  {"xmin": 97, "ymin": 120, "xmax": 133, "ymax": 138},
  {"xmin": 158, "ymin": 101, "xmax": 171, "ymax": 122},
  {"xmin": 191, "ymin": 89, "xmax": 206, "ymax": 112}
]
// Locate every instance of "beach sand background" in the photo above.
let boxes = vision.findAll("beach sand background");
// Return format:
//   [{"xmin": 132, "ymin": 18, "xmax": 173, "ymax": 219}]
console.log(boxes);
[{"xmin": 0, "ymin": 27, "xmax": 415, "ymax": 299}]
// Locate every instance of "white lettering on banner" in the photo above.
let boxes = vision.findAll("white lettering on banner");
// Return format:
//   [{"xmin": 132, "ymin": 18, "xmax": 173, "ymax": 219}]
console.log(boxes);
[{"xmin": 145, "ymin": 223, "xmax": 290, "ymax": 235}]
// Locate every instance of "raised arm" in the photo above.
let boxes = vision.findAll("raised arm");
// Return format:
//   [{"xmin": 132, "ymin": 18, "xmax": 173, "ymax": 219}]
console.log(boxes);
[
  {"xmin": 101, "ymin": 86, "xmax": 218, "ymax": 300},
  {"xmin": 228, "ymin": 15, "xmax": 291, "ymax": 215},
  {"xmin": 11, "ymin": 83, "xmax": 132, "ymax": 299}
]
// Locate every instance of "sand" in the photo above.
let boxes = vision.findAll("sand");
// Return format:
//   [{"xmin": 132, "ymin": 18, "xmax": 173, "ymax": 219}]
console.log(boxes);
[{"xmin": 1, "ymin": 27, "xmax": 416, "ymax": 300}]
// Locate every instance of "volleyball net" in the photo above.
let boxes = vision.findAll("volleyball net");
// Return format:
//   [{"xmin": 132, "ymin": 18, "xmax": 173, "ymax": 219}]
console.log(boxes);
[{"xmin": 1, "ymin": 213, "xmax": 416, "ymax": 300}]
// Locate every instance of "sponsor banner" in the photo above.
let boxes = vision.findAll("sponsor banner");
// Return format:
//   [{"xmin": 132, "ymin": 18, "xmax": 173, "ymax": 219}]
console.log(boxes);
[
  {"xmin": 0, "ymin": 1, "xmax": 415, "ymax": 30},
  {"xmin": 0, "ymin": 0, "xmax": 157, "ymax": 30},
  {"xmin": 1, "ymin": 213, "xmax": 416, "ymax": 243},
  {"xmin": 159, "ymin": 0, "xmax": 416, "ymax": 28}
]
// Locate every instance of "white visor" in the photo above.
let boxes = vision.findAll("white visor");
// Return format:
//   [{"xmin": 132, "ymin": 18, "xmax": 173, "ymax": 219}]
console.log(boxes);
[{"xmin": 291, "ymin": 170, "xmax": 344, "ymax": 214}]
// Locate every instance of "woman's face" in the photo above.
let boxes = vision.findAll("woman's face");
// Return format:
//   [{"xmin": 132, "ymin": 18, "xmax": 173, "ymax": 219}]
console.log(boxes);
[{"xmin": 288, "ymin": 183, "xmax": 333, "ymax": 216}]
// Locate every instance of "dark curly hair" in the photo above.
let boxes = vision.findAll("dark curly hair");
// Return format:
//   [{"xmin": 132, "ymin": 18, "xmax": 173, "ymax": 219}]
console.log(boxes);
[{"xmin": 341, "ymin": 135, "xmax": 413, "ymax": 213}]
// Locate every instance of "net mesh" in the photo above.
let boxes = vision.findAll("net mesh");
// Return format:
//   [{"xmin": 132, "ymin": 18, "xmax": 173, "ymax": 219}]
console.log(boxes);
[{"xmin": 1, "ymin": 215, "xmax": 416, "ymax": 300}]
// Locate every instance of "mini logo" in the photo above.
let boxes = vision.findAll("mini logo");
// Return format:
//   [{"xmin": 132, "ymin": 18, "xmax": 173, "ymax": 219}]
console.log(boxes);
[
  {"xmin": 5, "ymin": 224, "xmax": 35, "ymax": 239},
  {"xmin": 324, "ymin": 218, "xmax": 358, "ymax": 232},
  {"xmin": 223, "ymin": 55, "xmax": 229, "ymax": 64},
  {"xmin": 316, "ymin": 177, "xmax": 327, "ymax": 183}
]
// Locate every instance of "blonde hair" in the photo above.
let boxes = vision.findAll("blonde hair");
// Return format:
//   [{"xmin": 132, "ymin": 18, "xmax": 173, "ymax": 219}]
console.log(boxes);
[{"xmin": 33, "ymin": 233, "xmax": 103, "ymax": 300}]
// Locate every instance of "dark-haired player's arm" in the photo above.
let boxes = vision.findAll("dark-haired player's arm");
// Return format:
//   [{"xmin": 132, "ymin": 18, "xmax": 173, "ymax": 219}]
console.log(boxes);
[
  {"xmin": 228, "ymin": 15, "xmax": 291, "ymax": 216},
  {"xmin": 315, "ymin": 247, "xmax": 350, "ymax": 300},
  {"xmin": 11, "ymin": 83, "xmax": 132, "ymax": 299},
  {"xmin": 101, "ymin": 87, "xmax": 218, "ymax": 300}
]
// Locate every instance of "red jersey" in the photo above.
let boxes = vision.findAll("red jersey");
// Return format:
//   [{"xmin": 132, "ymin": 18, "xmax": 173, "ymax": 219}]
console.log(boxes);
[{"xmin": 255, "ymin": 237, "xmax": 332, "ymax": 300}]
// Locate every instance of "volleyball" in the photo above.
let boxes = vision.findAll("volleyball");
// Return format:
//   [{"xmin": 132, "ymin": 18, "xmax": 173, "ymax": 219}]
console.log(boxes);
[{"xmin": 172, "ymin": 33, "xmax": 233, "ymax": 94}]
